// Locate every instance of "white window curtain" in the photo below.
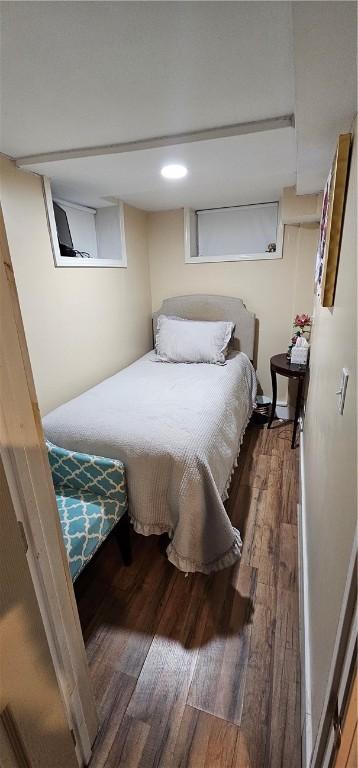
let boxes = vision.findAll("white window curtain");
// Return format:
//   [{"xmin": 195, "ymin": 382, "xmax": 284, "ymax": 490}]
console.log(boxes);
[{"xmin": 197, "ymin": 202, "xmax": 278, "ymax": 258}]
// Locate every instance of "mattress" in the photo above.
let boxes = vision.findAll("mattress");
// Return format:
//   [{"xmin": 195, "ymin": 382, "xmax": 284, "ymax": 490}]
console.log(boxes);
[{"xmin": 43, "ymin": 351, "xmax": 257, "ymax": 574}]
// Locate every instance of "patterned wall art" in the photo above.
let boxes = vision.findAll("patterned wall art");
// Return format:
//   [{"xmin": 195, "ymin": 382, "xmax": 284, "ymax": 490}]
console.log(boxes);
[{"xmin": 315, "ymin": 133, "xmax": 352, "ymax": 307}]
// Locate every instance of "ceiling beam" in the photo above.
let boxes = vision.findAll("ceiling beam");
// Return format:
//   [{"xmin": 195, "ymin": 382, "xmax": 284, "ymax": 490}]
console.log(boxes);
[{"xmin": 16, "ymin": 114, "xmax": 295, "ymax": 166}]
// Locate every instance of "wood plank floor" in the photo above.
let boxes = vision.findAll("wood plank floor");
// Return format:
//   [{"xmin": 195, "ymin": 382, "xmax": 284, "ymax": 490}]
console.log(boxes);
[{"xmin": 76, "ymin": 423, "xmax": 301, "ymax": 768}]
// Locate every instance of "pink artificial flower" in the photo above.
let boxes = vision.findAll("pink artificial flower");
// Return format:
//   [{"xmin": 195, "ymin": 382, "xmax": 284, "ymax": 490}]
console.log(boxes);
[{"xmin": 294, "ymin": 313, "xmax": 311, "ymax": 328}]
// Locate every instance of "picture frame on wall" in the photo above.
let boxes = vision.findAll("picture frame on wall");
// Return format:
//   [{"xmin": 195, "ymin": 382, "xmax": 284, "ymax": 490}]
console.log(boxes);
[{"xmin": 314, "ymin": 133, "xmax": 352, "ymax": 307}]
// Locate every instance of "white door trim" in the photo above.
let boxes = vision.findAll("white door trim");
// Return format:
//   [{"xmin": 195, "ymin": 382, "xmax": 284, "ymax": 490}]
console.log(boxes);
[
  {"xmin": 310, "ymin": 541, "xmax": 357, "ymax": 768},
  {"xmin": 299, "ymin": 418, "xmax": 357, "ymax": 768}
]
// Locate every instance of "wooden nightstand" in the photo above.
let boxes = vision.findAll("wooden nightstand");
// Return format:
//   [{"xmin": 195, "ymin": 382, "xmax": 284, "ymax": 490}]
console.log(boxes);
[{"xmin": 267, "ymin": 353, "xmax": 308, "ymax": 448}]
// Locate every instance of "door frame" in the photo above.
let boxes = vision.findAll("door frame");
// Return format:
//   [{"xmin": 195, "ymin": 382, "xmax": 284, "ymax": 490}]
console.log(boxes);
[
  {"xmin": 333, "ymin": 673, "xmax": 357, "ymax": 768},
  {"xmin": 311, "ymin": 539, "xmax": 357, "ymax": 768},
  {"xmin": 0, "ymin": 206, "xmax": 98, "ymax": 766}
]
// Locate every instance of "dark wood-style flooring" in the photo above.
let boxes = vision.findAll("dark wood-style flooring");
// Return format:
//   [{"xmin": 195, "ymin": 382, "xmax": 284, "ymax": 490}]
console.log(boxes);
[{"xmin": 76, "ymin": 423, "xmax": 301, "ymax": 768}]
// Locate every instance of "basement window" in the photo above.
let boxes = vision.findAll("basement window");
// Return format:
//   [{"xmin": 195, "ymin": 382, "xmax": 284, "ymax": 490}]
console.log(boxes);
[
  {"xmin": 43, "ymin": 178, "xmax": 127, "ymax": 268},
  {"xmin": 184, "ymin": 202, "xmax": 283, "ymax": 263}
]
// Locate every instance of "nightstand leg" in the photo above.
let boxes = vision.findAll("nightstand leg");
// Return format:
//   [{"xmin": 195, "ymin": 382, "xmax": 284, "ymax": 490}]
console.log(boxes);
[
  {"xmin": 268, "ymin": 367, "xmax": 277, "ymax": 429},
  {"xmin": 292, "ymin": 377, "xmax": 304, "ymax": 448},
  {"xmin": 115, "ymin": 513, "xmax": 132, "ymax": 566}
]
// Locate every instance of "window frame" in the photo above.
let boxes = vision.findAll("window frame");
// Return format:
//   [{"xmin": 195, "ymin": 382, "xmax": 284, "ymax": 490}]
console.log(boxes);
[
  {"xmin": 42, "ymin": 176, "xmax": 127, "ymax": 268},
  {"xmin": 184, "ymin": 201, "xmax": 283, "ymax": 264}
]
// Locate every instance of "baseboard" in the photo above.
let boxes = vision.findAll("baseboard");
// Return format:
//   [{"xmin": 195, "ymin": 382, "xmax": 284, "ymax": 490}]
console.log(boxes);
[
  {"xmin": 298, "ymin": 418, "xmax": 313, "ymax": 767},
  {"xmin": 258, "ymin": 398, "xmax": 287, "ymax": 406},
  {"xmin": 276, "ymin": 403, "xmax": 294, "ymax": 420}
]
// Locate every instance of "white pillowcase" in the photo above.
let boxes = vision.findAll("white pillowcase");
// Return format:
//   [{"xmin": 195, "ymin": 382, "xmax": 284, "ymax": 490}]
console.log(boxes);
[{"xmin": 155, "ymin": 315, "xmax": 235, "ymax": 364}]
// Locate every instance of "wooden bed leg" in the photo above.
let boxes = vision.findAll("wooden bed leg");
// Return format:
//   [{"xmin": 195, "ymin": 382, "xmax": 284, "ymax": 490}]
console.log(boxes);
[{"xmin": 114, "ymin": 513, "xmax": 132, "ymax": 566}]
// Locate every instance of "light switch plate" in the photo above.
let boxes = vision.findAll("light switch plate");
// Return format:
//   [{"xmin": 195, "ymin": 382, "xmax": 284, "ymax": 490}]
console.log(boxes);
[{"xmin": 337, "ymin": 368, "xmax": 349, "ymax": 414}]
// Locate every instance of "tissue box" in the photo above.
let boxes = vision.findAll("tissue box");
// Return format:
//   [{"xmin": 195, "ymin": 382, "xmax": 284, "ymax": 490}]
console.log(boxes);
[{"xmin": 291, "ymin": 346, "xmax": 309, "ymax": 365}]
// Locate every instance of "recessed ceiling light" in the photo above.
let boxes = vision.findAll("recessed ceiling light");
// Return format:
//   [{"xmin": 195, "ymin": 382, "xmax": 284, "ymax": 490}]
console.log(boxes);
[{"xmin": 161, "ymin": 164, "xmax": 188, "ymax": 180}]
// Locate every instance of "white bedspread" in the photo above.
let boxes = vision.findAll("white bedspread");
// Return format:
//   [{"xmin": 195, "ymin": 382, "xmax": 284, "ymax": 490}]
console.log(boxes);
[{"xmin": 43, "ymin": 351, "xmax": 256, "ymax": 574}]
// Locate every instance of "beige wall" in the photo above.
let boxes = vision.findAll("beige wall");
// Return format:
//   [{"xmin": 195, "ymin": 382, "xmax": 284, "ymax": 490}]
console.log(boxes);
[
  {"xmin": 281, "ymin": 185, "xmax": 323, "ymax": 225},
  {"xmin": 0, "ymin": 158, "xmax": 152, "ymax": 414},
  {"xmin": 1, "ymin": 157, "xmax": 319, "ymax": 411},
  {"xmin": 147, "ymin": 209, "xmax": 319, "ymax": 399},
  {"xmin": 303, "ymin": 123, "xmax": 357, "ymax": 743}
]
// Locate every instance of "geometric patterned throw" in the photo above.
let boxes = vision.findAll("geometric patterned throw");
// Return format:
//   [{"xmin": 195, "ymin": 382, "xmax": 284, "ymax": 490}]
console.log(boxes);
[{"xmin": 47, "ymin": 441, "xmax": 128, "ymax": 582}]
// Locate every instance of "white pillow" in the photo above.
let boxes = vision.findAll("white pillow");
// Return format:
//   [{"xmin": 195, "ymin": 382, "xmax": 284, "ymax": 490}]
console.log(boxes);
[{"xmin": 155, "ymin": 315, "xmax": 235, "ymax": 364}]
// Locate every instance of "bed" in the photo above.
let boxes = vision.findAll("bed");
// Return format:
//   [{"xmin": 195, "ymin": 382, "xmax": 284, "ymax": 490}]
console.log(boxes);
[{"xmin": 43, "ymin": 295, "xmax": 256, "ymax": 574}]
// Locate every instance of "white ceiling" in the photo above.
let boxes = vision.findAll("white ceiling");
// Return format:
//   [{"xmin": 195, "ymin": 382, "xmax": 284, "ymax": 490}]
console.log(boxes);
[
  {"xmin": 23, "ymin": 128, "xmax": 297, "ymax": 211},
  {"xmin": 293, "ymin": 1, "xmax": 357, "ymax": 194},
  {"xmin": 0, "ymin": 1, "xmax": 356, "ymax": 210},
  {"xmin": 0, "ymin": 1, "xmax": 295, "ymax": 155}
]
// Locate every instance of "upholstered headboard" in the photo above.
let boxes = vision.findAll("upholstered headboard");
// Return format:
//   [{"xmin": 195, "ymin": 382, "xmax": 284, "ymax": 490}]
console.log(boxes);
[{"xmin": 152, "ymin": 295, "xmax": 255, "ymax": 360}]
